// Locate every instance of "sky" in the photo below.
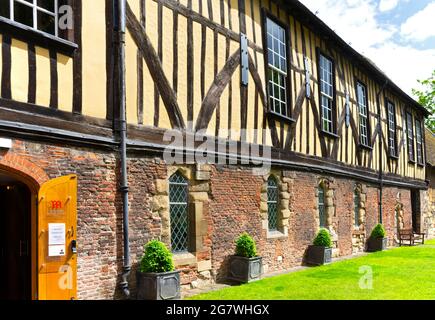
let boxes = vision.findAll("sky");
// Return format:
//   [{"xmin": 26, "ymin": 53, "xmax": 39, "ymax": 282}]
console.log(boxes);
[{"xmin": 298, "ymin": 0, "xmax": 435, "ymax": 98}]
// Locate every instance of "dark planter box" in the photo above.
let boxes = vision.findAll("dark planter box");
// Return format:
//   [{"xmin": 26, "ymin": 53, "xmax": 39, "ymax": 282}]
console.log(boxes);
[
  {"xmin": 228, "ymin": 256, "xmax": 263, "ymax": 283},
  {"xmin": 366, "ymin": 237, "xmax": 388, "ymax": 252},
  {"xmin": 305, "ymin": 245, "xmax": 332, "ymax": 266},
  {"xmin": 136, "ymin": 270, "xmax": 180, "ymax": 300}
]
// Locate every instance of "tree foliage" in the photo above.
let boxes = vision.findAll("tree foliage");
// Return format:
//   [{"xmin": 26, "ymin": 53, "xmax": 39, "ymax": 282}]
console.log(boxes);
[{"xmin": 413, "ymin": 70, "xmax": 435, "ymax": 133}]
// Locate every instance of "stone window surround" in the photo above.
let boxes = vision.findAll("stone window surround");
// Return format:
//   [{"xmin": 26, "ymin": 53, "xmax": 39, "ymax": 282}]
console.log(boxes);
[
  {"xmin": 353, "ymin": 183, "xmax": 367, "ymax": 231},
  {"xmin": 260, "ymin": 170, "xmax": 291, "ymax": 239},
  {"xmin": 315, "ymin": 178, "xmax": 335, "ymax": 233},
  {"xmin": 394, "ymin": 192, "xmax": 405, "ymax": 241},
  {"xmin": 352, "ymin": 183, "xmax": 367, "ymax": 254},
  {"xmin": 152, "ymin": 164, "xmax": 211, "ymax": 273}
]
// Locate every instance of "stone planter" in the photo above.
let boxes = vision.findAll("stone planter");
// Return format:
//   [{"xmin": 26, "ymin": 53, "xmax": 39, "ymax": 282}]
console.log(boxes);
[
  {"xmin": 305, "ymin": 245, "xmax": 332, "ymax": 266},
  {"xmin": 366, "ymin": 237, "xmax": 388, "ymax": 252},
  {"xmin": 136, "ymin": 270, "xmax": 180, "ymax": 300},
  {"xmin": 228, "ymin": 256, "xmax": 263, "ymax": 283}
]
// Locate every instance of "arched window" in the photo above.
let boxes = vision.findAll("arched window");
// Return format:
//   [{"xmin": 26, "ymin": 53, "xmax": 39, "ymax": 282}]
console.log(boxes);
[
  {"xmin": 267, "ymin": 176, "xmax": 279, "ymax": 231},
  {"xmin": 318, "ymin": 186, "xmax": 326, "ymax": 228},
  {"xmin": 354, "ymin": 189, "xmax": 360, "ymax": 227},
  {"xmin": 169, "ymin": 172, "xmax": 189, "ymax": 253}
]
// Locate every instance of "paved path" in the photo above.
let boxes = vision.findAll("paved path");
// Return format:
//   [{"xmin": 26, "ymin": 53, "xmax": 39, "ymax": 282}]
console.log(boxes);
[{"xmin": 181, "ymin": 251, "xmax": 369, "ymax": 299}]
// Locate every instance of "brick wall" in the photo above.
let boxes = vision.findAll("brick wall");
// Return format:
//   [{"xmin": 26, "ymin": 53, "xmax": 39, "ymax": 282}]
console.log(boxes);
[
  {"xmin": 208, "ymin": 166, "xmax": 413, "ymax": 279},
  {"xmin": 1, "ymin": 139, "xmax": 120, "ymax": 300},
  {"xmin": 0, "ymin": 138, "xmax": 417, "ymax": 299}
]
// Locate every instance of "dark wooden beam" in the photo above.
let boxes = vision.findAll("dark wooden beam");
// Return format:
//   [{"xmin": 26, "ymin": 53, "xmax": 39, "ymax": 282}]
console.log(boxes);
[
  {"xmin": 72, "ymin": 0, "xmax": 82, "ymax": 114},
  {"xmin": 153, "ymin": 0, "xmax": 262, "ymax": 53},
  {"xmin": 126, "ymin": 3, "xmax": 185, "ymax": 129},
  {"xmin": 195, "ymin": 49, "xmax": 241, "ymax": 131}
]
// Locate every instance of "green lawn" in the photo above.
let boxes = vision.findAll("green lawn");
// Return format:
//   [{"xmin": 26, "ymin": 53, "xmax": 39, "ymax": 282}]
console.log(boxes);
[{"xmin": 189, "ymin": 239, "xmax": 435, "ymax": 300}]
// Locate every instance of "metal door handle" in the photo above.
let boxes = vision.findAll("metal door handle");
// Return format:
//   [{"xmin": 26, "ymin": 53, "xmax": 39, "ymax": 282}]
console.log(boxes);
[{"xmin": 71, "ymin": 240, "xmax": 77, "ymax": 254}]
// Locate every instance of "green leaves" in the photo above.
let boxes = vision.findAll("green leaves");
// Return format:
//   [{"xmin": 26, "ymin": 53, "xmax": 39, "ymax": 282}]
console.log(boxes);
[
  {"xmin": 235, "ymin": 233, "xmax": 257, "ymax": 258},
  {"xmin": 413, "ymin": 70, "xmax": 435, "ymax": 133},
  {"xmin": 313, "ymin": 228, "xmax": 332, "ymax": 247},
  {"xmin": 140, "ymin": 240, "xmax": 175, "ymax": 273},
  {"xmin": 370, "ymin": 224, "xmax": 386, "ymax": 239}
]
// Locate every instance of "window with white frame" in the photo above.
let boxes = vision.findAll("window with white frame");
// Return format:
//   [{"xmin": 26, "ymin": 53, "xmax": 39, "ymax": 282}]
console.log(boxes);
[
  {"xmin": 357, "ymin": 81, "xmax": 370, "ymax": 146},
  {"xmin": 319, "ymin": 54, "xmax": 334, "ymax": 133},
  {"xmin": 387, "ymin": 101, "xmax": 397, "ymax": 157},
  {"xmin": 265, "ymin": 17, "xmax": 289, "ymax": 117},
  {"xmin": 0, "ymin": 0, "xmax": 60, "ymax": 37},
  {"xmin": 415, "ymin": 119, "xmax": 424, "ymax": 165},
  {"xmin": 406, "ymin": 112, "xmax": 415, "ymax": 162}
]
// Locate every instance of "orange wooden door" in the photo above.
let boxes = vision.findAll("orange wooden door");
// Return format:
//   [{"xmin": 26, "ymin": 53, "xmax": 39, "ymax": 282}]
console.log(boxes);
[{"xmin": 38, "ymin": 175, "xmax": 77, "ymax": 300}]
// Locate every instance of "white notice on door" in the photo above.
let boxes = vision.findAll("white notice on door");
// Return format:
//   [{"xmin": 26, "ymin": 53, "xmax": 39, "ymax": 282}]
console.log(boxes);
[
  {"xmin": 48, "ymin": 223, "xmax": 66, "ymax": 257},
  {"xmin": 49, "ymin": 245, "xmax": 66, "ymax": 257}
]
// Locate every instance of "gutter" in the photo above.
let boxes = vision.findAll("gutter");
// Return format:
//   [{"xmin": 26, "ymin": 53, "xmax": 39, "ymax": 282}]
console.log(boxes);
[
  {"xmin": 377, "ymin": 80, "xmax": 389, "ymax": 224},
  {"xmin": 117, "ymin": 0, "xmax": 131, "ymax": 298}
]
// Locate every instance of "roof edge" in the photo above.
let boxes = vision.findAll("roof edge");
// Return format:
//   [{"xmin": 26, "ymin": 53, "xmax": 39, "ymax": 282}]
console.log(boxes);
[{"xmin": 282, "ymin": 0, "xmax": 431, "ymax": 117}]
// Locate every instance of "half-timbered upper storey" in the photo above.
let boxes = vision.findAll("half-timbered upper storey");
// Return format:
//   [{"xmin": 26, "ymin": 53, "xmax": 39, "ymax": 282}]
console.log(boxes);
[{"xmin": 0, "ymin": 0, "xmax": 430, "ymax": 188}]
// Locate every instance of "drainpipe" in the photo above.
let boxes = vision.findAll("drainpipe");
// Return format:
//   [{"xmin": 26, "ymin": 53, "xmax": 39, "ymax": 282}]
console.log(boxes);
[
  {"xmin": 118, "ymin": 0, "xmax": 131, "ymax": 298},
  {"xmin": 376, "ymin": 80, "xmax": 389, "ymax": 224}
]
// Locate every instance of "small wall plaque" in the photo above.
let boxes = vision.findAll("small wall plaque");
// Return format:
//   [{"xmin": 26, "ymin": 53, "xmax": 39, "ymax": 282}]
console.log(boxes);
[{"xmin": 0, "ymin": 138, "xmax": 12, "ymax": 149}]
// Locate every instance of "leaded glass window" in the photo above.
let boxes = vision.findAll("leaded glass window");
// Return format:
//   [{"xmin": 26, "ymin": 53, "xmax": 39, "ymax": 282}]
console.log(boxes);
[
  {"xmin": 354, "ymin": 190, "xmax": 360, "ymax": 227},
  {"xmin": 1, "ymin": 0, "xmax": 60, "ymax": 37},
  {"xmin": 318, "ymin": 186, "xmax": 326, "ymax": 228},
  {"xmin": 416, "ymin": 119, "xmax": 424, "ymax": 165},
  {"xmin": 319, "ymin": 54, "xmax": 334, "ymax": 133},
  {"xmin": 266, "ymin": 17, "xmax": 289, "ymax": 117},
  {"xmin": 357, "ymin": 82, "xmax": 369, "ymax": 146},
  {"xmin": 169, "ymin": 172, "xmax": 189, "ymax": 253},
  {"xmin": 407, "ymin": 112, "xmax": 415, "ymax": 161},
  {"xmin": 387, "ymin": 101, "xmax": 397, "ymax": 157},
  {"xmin": 267, "ymin": 176, "xmax": 279, "ymax": 231}
]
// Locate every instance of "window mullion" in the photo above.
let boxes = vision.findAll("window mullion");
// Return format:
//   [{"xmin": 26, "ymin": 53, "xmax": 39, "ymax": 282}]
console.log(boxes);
[
  {"xmin": 54, "ymin": 0, "xmax": 58, "ymax": 37},
  {"xmin": 33, "ymin": 0, "xmax": 37, "ymax": 30},
  {"xmin": 10, "ymin": 0, "xmax": 14, "ymax": 20}
]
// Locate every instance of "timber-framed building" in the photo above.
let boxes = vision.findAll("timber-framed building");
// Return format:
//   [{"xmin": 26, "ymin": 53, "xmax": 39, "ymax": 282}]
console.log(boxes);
[{"xmin": 0, "ymin": 0, "xmax": 432, "ymax": 299}]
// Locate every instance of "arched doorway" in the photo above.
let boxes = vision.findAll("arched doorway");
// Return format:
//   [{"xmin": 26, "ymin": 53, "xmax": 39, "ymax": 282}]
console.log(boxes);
[{"xmin": 0, "ymin": 170, "xmax": 36, "ymax": 300}]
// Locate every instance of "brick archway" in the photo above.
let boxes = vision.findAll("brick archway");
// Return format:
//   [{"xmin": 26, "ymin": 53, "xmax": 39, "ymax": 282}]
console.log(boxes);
[{"xmin": 0, "ymin": 153, "xmax": 49, "ymax": 190}]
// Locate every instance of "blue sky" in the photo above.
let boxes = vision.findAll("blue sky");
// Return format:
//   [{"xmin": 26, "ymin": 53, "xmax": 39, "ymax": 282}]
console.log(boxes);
[{"xmin": 299, "ymin": 0, "xmax": 435, "ymax": 97}]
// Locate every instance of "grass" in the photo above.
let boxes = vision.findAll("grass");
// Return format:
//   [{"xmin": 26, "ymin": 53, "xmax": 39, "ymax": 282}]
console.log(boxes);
[{"xmin": 188, "ymin": 239, "xmax": 435, "ymax": 300}]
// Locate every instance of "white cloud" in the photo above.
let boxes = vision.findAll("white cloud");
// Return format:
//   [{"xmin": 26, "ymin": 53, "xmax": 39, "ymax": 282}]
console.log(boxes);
[
  {"xmin": 401, "ymin": 2, "xmax": 435, "ymax": 42},
  {"xmin": 299, "ymin": 0, "xmax": 435, "ymax": 96},
  {"xmin": 379, "ymin": 0, "xmax": 399, "ymax": 12},
  {"xmin": 299, "ymin": 0, "xmax": 396, "ymax": 52},
  {"xmin": 364, "ymin": 43, "xmax": 435, "ymax": 95}
]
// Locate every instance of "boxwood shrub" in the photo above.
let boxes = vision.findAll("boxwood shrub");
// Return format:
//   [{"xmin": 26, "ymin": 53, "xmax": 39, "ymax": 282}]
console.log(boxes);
[
  {"xmin": 140, "ymin": 240, "xmax": 175, "ymax": 273},
  {"xmin": 370, "ymin": 224, "xmax": 386, "ymax": 239},
  {"xmin": 235, "ymin": 233, "xmax": 257, "ymax": 258},
  {"xmin": 313, "ymin": 228, "xmax": 332, "ymax": 247}
]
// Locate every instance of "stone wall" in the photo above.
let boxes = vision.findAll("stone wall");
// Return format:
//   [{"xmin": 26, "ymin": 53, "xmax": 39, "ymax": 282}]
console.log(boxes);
[{"xmin": 423, "ymin": 168, "xmax": 435, "ymax": 238}]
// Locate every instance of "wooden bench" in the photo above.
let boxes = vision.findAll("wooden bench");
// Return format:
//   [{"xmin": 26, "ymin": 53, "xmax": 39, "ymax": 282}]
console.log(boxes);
[{"xmin": 398, "ymin": 229, "xmax": 426, "ymax": 246}]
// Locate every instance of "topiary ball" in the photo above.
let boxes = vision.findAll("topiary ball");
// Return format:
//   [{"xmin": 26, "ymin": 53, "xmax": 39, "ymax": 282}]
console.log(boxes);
[
  {"xmin": 370, "ymin": 224, "xmax": 386, "ymax": 239},
  {"xmin": 235, "ymin": 232, "xmax": 257, "ymax": 258},
  {"xmin": 140, "ymin": 240, "xmax": 175, "ymax": 273},
  {"xmin": 313, "ymin": 228, "xmax": 332, "ymax": 247}
]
